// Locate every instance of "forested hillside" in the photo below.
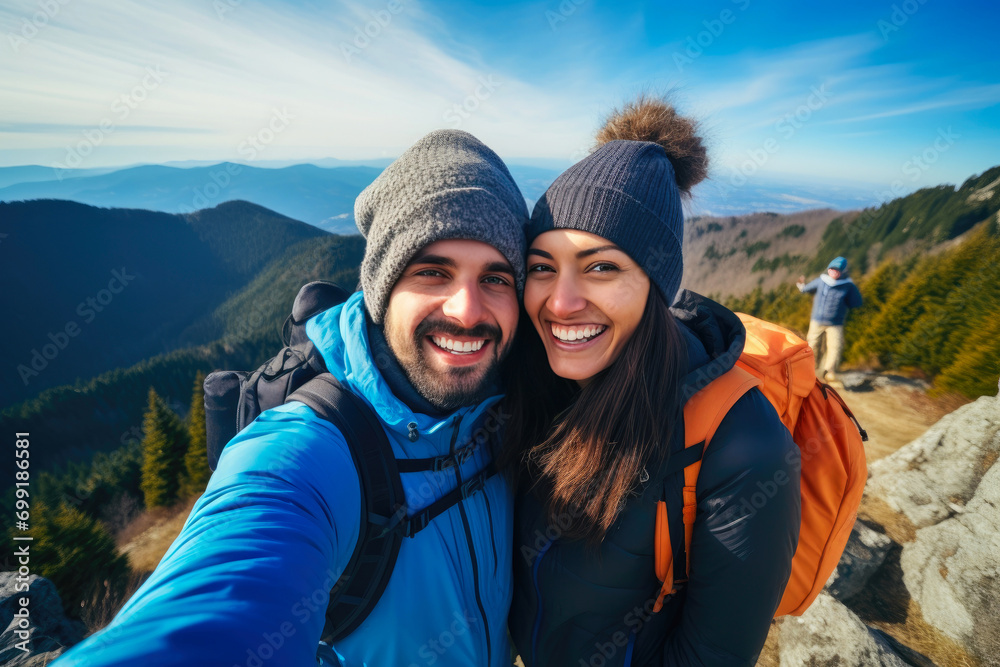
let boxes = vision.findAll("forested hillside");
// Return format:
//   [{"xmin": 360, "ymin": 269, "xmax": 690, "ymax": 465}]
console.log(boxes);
[
  {"xmin": 0, "ymin": 199, "xmax": 327, "ymax": 407},
  {"xmin": 1, "ymin": 234, "xmax": 364, "ymax": 475},
  {"xmin": 680, "ymin": 208, "xmax": 842, "ymax": 296},
  {"xmin": 811, "ymin": 165, "xmax": 1000, "ymax": 273}
]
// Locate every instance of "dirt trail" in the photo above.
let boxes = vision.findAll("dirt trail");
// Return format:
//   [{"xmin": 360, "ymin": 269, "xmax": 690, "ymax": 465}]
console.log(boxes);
[{"xmin": 834, "ymin": 372, "xmax": 967, "ymax": 462}]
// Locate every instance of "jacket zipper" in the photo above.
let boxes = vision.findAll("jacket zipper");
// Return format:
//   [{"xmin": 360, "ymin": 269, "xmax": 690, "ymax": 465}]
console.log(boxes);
[
  {"xmin": 530, "ymin": 538, "xmax": 554, "ymax": 665},
  {"xmin": 623, "ymin": 629, "xmax": 637, "ymax": 666},
  {"xmin": 482, "ymin": 491, "xmax": 498, "ymax": 575},
  {"xmin": 450, "ymin": 416, "xmax": 492, "ymax": 666}
]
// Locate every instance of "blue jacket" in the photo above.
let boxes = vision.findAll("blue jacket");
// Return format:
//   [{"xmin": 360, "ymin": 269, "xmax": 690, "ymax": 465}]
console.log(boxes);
[
  {"xmin": 799, "ymin": 274, "xmax": 862, "ymax": 325},
  {"xmin": 510, "ymin": 291, "xmax": 801, "ymax": 666},
  {"xmin": 55, "ymin": 291, "xmax": 513, "ymax": 667}
]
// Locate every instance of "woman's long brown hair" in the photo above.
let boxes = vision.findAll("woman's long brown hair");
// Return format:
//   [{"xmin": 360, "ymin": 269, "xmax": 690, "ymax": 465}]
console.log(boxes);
[{"xmin": 501, "ymin": 286, "xmax": 686, "ymax": 543}]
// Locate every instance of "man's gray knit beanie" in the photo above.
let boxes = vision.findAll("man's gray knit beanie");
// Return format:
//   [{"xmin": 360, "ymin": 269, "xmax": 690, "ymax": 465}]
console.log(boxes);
[
  {"xmin": 527, "ymin": 140, "xmax": 684, "ymax": 305},
  {"xmin": 356, "ymin": 129, "xmax": 529, "ymax": 324}
]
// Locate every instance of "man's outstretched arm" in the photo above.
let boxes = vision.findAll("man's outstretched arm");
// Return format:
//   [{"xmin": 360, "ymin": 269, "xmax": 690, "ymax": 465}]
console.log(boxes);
[
  {"xmin": 53, "ymin": 402, "xmax": 361, "ymax": 667},
  {"xmin": 797, "ymin": 276, "xmax": 820, "ymax": 293}
]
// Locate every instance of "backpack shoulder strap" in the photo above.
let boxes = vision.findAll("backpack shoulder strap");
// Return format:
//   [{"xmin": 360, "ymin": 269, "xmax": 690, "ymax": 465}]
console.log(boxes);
[
  {"xmin": 653, "ymin": 365, "xmax": 760, "ymax": 612},
  {"xmin": 287, "ymin": 374, "xmax": 500, "ymax": 641},
  {"xmin": 286, "ymin": 374, "xmax": 405, "ymax": 643}
]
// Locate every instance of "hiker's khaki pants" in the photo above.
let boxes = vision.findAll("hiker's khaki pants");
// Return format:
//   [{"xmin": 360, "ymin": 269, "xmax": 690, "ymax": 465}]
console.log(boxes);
[{"xmin": 807, "ymin": 321, "xmax": 845, "ymax": 379}]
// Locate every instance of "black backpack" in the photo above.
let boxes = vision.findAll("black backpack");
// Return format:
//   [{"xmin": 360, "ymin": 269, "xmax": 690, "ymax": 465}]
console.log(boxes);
[{"xmin": 203, "ymin": 281, "xmax": 497, "ymax": 642}]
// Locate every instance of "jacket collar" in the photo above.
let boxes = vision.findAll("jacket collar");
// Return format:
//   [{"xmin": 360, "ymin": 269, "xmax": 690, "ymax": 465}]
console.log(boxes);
[
  {"xmin": 821, "ymin": 273, "xmax": 854, "ymax": 286},
  {"xmin": 670, "ymin": 290, "xmax": 747, "ymax": 404}
]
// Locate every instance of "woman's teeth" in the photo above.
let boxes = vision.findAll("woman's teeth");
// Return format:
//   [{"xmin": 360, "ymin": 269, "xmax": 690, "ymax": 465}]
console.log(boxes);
[
  {"xmin": 431, "ymin": 336, "xmax": 486, "ymax": 354},
  {"xmin": 550, "ymin": 324, "xmax": 607, "ymax": 343}
]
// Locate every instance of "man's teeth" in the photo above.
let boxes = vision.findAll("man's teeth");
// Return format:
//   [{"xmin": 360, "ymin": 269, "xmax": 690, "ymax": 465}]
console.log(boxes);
[
  {"xmin": 431, "ymin": 336, "xmax": 486, "ymax": 354},
  {"xmin": 551, "ymin": 324, "xmax": 607, "ymax": 343}
]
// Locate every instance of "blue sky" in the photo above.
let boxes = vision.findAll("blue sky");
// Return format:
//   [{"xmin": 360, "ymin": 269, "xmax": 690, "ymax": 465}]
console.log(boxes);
[{"xmin": 1, "ymin": 0, "xmax": 998, "ymax": 198}]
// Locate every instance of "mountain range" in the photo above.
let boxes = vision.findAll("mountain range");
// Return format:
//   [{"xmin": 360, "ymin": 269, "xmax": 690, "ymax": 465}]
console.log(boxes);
[{"xmin": 0, "ymin": 161, "xmax": 884, "ymax": 232}]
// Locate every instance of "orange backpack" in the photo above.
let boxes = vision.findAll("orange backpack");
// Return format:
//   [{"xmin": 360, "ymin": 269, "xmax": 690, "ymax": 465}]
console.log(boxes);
[{"xmin": 653, "ymin": 313, "xmax": 868, "ymax": 616}]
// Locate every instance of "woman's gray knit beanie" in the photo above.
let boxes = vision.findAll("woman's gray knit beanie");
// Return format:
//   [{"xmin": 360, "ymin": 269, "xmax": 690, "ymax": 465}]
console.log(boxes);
[{"xmin": 355, "ymin": 129, "xmax": 529, "ymax": 324}]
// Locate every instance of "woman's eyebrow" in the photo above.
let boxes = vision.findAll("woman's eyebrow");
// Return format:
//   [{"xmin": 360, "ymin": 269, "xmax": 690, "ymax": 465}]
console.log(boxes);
[
  {"xmin": 576, "ymin": 244, "xmax": 621, "ymax": 258},
  {"xmin": 527, "ymin": 248, "xmax": 554, "ymax": 259}
]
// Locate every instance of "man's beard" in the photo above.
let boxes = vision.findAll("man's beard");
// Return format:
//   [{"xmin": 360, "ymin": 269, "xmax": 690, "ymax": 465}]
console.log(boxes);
[{"xmin": 385, "ymin": 316, "xmax": 510, "ymax": 412}]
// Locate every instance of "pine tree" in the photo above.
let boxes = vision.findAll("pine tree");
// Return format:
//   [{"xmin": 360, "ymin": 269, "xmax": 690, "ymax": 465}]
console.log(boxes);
[
  {"xmin": 140, "ymin": 387, "xmax": 189, "ymax": 508},
  {"xmin": 935, "ymin": 314, "xmax": 1000, "ymax": 398},
  {"xmin": 180, "ymin": 371, "xmax": 212, "ymax": 498},
  {"xmin": 25, "ymin": 501, "xmax": 131, "ymax": 617}
]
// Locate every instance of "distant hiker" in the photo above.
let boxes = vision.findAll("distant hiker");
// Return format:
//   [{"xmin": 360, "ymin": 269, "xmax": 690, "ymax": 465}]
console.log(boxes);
[
  {"xmin": 796, "ymin": 256, "xmax": 863, "ymax": 382},
  {"xmin": 53, "ymin": 130, "xmax": 529, "ymax": 667},
  {"xmin": 503, "ymin": 96, "xmax": 802, "ymax": 666}
]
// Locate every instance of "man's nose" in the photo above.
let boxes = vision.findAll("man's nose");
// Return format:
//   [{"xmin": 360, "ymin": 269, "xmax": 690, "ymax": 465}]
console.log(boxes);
[{"xmin": 441, "ymin": 282, "xmax": 487, "ymax": 328}]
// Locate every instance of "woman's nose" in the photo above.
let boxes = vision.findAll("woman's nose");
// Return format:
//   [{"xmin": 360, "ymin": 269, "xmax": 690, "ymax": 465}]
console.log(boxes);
[{"xmin": 547, "ymin": 275, "xmax": 587, "ymax": 319}]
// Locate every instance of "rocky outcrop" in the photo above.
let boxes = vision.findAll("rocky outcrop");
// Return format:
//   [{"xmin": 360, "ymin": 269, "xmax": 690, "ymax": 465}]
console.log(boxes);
[
  {"xmin": 864, "ymin": 385, "xmax": 1000, "ymax": 666},
  {"xmin": 778, "ymin": 592, "xmax": 913, "ymax": 666},
  {"xmin": 901, "ymin": 460, "xmax": 1000, "ymax": 664},
  {"xmin": 866, "ymin": 392, "xmax": 1000, "ymax": 528},
  {"xmin": 0, "ymin": 573, "xmax": 84, "ymax": 666},
  {"xmin": 826, "ymin": 519, "xmax": 893, "ymax": 602}
]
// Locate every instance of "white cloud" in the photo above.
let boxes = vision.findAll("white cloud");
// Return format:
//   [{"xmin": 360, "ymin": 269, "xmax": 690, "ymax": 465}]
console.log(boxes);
[{"xmin": 0, "ymin": 0, "xmax": 594, "ymax": 166}]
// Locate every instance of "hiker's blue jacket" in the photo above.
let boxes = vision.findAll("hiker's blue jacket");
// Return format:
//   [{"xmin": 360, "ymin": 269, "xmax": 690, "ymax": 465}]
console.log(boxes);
[
  {"xmin": 799, "ymin": 274, "xmax": 863, "ymax": 325},
  {"xmin": 509, "ymin": 291, "xmax": 801, "ymax": 667},
  {"xmin": 54, "ymin": 291, "xmax": 513, "ymax": 667}
]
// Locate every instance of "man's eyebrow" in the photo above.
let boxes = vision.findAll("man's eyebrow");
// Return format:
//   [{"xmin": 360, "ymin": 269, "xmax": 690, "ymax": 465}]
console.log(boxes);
[
  {"xmin": 408, "ymin": 253, "xmax": 457, "ymax": 268},
  {"xmin": 484, "ymin": 261, "xmax": 515, "ymax": 276}
]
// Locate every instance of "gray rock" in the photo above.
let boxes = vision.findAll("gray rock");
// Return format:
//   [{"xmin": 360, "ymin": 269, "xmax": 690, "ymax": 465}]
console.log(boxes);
[
  {"xmin": 835, "ymin": 371, "xmax": 931, "ymax": 393},
  {"xmin": 826, "ymin": 520, "xmax": 894, "ymax": 602},
  {"xmin": 867, "ymin": 393, "xmax": 1000, "ymax": 528},
  {"xmin": 870, "ymin": 374, "xmax": 930, "ymax": 391},
  {"xmin": 778, "ymin": 592, "xmax": 910, "ymax": 666},
  {"xmin": 901, "ymin": 461, "xmax": 1000, "ymax": 664},
  {"xmin": 0, "ymin": 573, "xmax": 85, "ymax": 666},
  {"xmin": 838, "ymin": 371, "xmax": 875, "ymax": 392}
]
